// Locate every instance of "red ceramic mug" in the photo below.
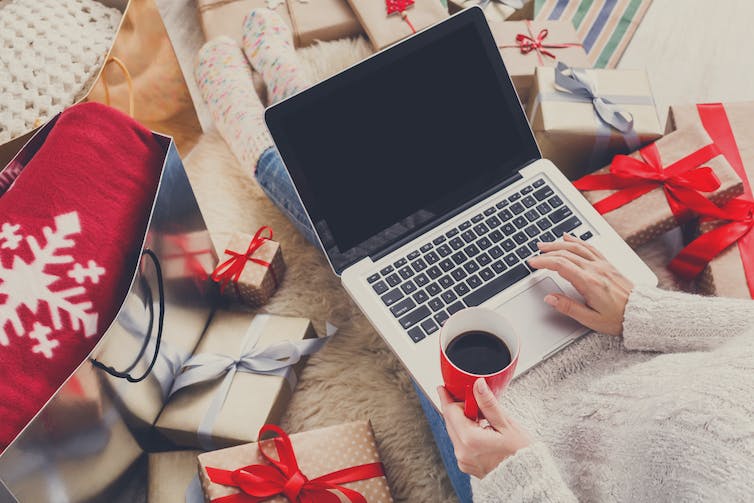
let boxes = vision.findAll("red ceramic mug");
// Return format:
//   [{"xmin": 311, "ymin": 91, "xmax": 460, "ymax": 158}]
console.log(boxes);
[{"xmin": 439, "ymin": 307, "xmax": 520, "ymax": 420}]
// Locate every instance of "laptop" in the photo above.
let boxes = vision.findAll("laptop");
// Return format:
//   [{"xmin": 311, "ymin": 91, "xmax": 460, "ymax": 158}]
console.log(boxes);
[{"xmin": 265, "ymin": 7, "xmax": 657, "ymax": 410}]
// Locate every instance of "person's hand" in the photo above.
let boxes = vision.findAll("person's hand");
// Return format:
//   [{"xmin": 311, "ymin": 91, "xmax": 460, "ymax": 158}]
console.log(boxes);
[
  {"xmin": 527, "ymin": 233, "xmax": 633, "ymax": 336},
  {"xmin": 438, "ymin": 379, "xmax": 531, "ymax": 479}
]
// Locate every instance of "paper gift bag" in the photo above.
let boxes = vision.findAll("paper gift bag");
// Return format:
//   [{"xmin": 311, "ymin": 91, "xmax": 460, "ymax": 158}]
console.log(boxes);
[
  {"xmin": 527, "ymin": 63, "xmax": 663, "ymax": 180},
  {"xmin": 491, "ymin": 20, "xmax": 588, "ymax": 104},
  {"xmin": 666, "ymin": 103, "xmax": 754, "ymax": 299},
  {"xmin": 148, "ymin": 450, "xmax": 203, "ymax": 503},
  {"xmin": 575, "ymin": 125, "xmax": 744, "ymax": 249},
  {"xmin": 449, "ymin": 0, "xmax": 534, "ymax": 22},
  {"xmin": 155, "ymin": 312, "xmax": 325, "ymax": 450},
  {"xmin": 198, "ymin": 0, "xmax": 362, "ymax": 47},
  {"xmin": 348, "ymin": 0, "xmax": 448, "ymax": 51},
  {"xmin": 0, "ymin": 393, "xmax": 142, "ymax": 503},
  {"xmin": 198, "ymin": 422, "xmax": 393, "ymax": 502}
]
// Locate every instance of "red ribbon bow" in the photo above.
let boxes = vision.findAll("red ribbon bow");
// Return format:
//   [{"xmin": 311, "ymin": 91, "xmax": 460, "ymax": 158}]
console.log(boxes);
[
  {"xmin": 573, "ymin": 142, "xmax": 724, "ymax": 218},
  {"xmin": 205, "ymin": 425, "xmax": 386, "ymax": 503},
  {"xmin": 669, "ymin": 197, "xmax": 754, "ymax": 279},
  {"xmin": 499, "ymin": 20, "xmax": 583, "ymax": 65},
  {"xmin": 211, "ymin": 226, "xmax": 277, "ymax": 294}
]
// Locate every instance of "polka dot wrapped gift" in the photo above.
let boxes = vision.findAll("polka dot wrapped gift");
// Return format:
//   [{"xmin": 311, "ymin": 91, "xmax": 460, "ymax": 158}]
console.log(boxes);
[
  {"xmin": 198, "ymin": 421, "xmax": 394, "ymax": 503},
  {"xmin": 212, "ymin": 227, "xmax": 286, "ymax": 307}
]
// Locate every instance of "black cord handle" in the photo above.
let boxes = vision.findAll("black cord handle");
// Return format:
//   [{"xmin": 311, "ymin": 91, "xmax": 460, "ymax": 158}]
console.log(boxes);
[{"xmin": 91, "ymin": 249, "xmax": 165, "ymax": 383}]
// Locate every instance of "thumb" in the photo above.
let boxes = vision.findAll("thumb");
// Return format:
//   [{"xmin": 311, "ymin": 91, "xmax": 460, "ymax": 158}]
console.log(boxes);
[
  {"xmin": 473, "ymin": 378, "xmax": 508, "ymax": 430},
  {"xmin": 544, "ymin": 293, "xmax": 600, "ymax": 330}
]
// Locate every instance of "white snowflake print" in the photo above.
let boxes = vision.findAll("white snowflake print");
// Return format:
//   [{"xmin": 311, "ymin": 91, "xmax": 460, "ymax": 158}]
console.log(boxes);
[{"xmin": 0, "ymin": 212, "xmax": 105, "ymax": 359}]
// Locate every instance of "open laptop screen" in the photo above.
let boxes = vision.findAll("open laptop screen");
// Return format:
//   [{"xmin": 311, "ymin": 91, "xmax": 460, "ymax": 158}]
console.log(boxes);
[{"xmin": 266, "ymin": 8, "xmax": 539, "ymax": 274}]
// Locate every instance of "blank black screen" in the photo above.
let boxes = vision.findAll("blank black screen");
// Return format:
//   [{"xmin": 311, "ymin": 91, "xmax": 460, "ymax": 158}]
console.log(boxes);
[{"xmin": 269, "ymin": 12, "xmax": 539, "ymax": 272}]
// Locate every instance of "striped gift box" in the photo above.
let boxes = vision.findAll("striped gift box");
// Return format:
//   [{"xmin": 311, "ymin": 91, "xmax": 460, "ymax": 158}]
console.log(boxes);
[{"xmin": 535, "ymin": 0, "xmax": 653, "ymax": 68}]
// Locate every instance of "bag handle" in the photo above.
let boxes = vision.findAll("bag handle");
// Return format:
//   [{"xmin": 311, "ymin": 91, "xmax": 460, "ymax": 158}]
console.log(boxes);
[
  {"xmin": 91, "ymin": 249, "xmax": 165, "ymax": 383},
  {"xmin": 99, "ymin": 56, "xmax": 135, "ymax": 117}
]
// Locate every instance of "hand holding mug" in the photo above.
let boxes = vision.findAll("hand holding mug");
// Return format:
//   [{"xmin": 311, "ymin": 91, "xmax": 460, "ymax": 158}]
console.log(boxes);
[{"xmin": 438, "ymin": 379, "xmax": 531, "ymax": 479}]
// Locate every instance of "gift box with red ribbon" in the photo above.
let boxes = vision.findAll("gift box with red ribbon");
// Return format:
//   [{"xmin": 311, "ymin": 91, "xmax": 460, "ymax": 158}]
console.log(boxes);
[
  {"xmin": 666, "ymin": 102, "xmax": 754, "ymax": 299},
  {"xmin": 491, "ymin": 20, "xmax": 589, "ymax": 104},
  {"xmin": 212, "ymin": 227, "xmax": 286, "ymax": 307},
  {"xmin": 574, "ymin": 125, "xmax": 744, "ymax": 249},
  {"xmin": 347, "ymin": 0, "xmax": 448, "ymax": 51},
  {"xmin": 197, "ymin": 422, "xmax": 393, "ymax": 502}
]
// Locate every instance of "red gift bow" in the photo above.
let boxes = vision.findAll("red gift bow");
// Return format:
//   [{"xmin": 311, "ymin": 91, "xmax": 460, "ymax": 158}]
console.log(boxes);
[
  {"xmin": 668, "ymin": 197, "xmax": 754, "ymax": 279},
  {"xmin": 499, "ymin": 20, "xmax": 583, "ymax": 65},
  {"xmin": 205, "ymin": 424, "xmax": 386, "ymax": 503},
  {"xmin": 211, "ymin": 226, "xmax": 278, "ymax": 294},
  {"xmin": 573, "ymin": 142, "xmax": 725, "ymax": 218}
]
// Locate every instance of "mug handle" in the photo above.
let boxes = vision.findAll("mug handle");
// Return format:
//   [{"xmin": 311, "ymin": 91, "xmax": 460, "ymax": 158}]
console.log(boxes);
[{"xmin": 463, "ymin": 384, "xmax": 479, "ymax": 420}]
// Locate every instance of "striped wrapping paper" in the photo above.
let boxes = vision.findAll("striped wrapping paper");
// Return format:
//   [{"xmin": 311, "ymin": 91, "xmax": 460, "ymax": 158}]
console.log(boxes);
[{"xmin": 534, "ymin": 0, "xmax": 653, "ymax": 68}]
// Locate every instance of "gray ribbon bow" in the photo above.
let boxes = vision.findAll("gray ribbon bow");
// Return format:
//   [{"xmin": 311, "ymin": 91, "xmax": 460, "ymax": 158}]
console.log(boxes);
[
  {"xmin": 553, "ymin": 62, "xmax": 636, "ymax": 133},
  {"xmin": 168, "ymin": 314, "xmax": 334, "ymax": 451},
  {"xmin": 477, "ymin": 0, "xmax": 525, "ymax": 8}
]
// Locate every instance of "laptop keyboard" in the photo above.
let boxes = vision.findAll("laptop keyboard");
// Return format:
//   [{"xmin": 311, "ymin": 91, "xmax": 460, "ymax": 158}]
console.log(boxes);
[{"xmin": 367, "ymin": 177, "xmax": 594, "ymax": 343}]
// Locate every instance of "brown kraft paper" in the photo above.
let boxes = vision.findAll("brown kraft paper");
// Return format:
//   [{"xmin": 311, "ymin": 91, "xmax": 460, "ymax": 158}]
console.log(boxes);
[
  {"xmin": 527, "ymin": 65, "xmax": 663, "ymax": 180},
  {"xmin": 579, "ymin": 125, "xmax": 744, "ymax": 249},
  {"xmin": 491, "ymin": 20, "xmax": 588, "ymax": 104},
  {"xmin": 198, "ymin": 421, "xmax": 393, "ymax": 502},
  {"xmin": 219, "ymin": 231, "xmax": 286, "ymax": 307},
  {"xmin": 348, "ymin": 0, "xmax": 448, "ymax": 51}
]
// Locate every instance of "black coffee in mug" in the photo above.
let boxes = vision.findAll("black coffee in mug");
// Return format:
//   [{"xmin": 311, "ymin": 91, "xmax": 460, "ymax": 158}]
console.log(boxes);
[{"xmin": 445, "ymin": 331, "xmax": 512, "ymax": 375}]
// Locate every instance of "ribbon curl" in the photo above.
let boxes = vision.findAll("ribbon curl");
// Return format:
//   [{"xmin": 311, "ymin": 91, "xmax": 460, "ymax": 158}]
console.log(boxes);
[
  {"xmin": 205, "ymin": 424, "xmax": 385, "ymax": 503},
  {"xmin": 211, "ymin": 227, "xmax": 278, "ymax": 296},
  {"xmin": 574, "ymin": 142, "xmax": 724, "ymax": 217},
  {"xmin": 499, "ymin": 21, "xmax": 582, "ymax": 65},
  {"xmin": 669, "ymin": 197, "xmax": 754, "ymax": 280}
]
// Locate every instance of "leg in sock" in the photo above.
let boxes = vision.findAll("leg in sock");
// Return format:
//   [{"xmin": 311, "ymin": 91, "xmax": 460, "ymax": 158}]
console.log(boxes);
[
  {"xmin": 195, "ymin": 37, "xmax": 272, "ymax": 169},
  {"xmin": 242, "ymin": 8, "xmax": 311, "ymax": 103}
]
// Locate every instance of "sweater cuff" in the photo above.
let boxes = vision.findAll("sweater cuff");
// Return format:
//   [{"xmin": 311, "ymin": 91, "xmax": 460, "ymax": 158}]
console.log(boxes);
[
  {"xmin": 473, "ymin": 442, "xmax": 576, "ymax": 503},
  {"xmin": 622, "ymin": 285, "xmax": 754, "ymax": 353}
]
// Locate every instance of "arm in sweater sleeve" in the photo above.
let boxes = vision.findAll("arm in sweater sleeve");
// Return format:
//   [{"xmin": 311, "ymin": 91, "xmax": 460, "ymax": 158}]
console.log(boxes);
[
  {"xmin": 622, "ymin": 285, "xmax": 754, "ymax": 353},
  {"xmin": 473, "ymin": 443, "xmax": 577, "ymax": 503}
]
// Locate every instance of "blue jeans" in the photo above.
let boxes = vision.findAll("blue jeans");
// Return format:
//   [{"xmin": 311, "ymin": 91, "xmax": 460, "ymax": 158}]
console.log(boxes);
[{"xmin": 256, "ymin": 147, "xmax": 472, "ymax": 502}]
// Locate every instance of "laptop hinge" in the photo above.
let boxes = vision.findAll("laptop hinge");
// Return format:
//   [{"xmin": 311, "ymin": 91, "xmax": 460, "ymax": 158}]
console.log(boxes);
[{"xmin": 371, "ymin": 170, "xmax": 526, "ymax": 262}]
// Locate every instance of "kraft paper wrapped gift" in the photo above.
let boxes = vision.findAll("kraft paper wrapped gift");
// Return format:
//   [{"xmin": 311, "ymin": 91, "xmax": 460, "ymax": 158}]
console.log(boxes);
[
  {"xmin": 449, "ymin": 0, "xmax": 534, "ymax": 22},
  {"xmin": 0, "ymin": 395, "xmax": 142, "ymax": 503},
  {"xmin": 213, "ymin": 230, "xmax": 286, "ymax": 307},
  {"xmin": 155, "ymin": 312, "xmax": 323, "ymax": 450},
  {"xmin": 491, "ymin": 20, "xmax": 588, "ymax": 104},
  {"xmin": 575, "ymin": 125, "xmax": 744, "ymax": 249},
  {"xmin": 527, "ymin": 63, "xmax": 663, "ymax": 180},
  {"xmin": 197, "ymin": 0, "xmax": 362, "ymax": 47},
  {"xmin": 148, "ymin": 450, "xmax": 203, "ymax": 502},
  {"xmin": 665, "ymin": 102, "xmax": 754, "ymax": 299},
  {"xmin": 198, "ymin": 421, "xmax": 393, "ymax": 502},
  {"xmin": 348, "ymin": 0, "xmax": 448, "ymax": 51}
]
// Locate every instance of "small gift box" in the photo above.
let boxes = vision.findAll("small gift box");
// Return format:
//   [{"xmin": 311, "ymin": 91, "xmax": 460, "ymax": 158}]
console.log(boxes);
[
  {"xmin": 666, "ymin": 102, "xmax": 754, "ymax": 299},
  {"xmin": 348, "ymin": 0, "xmax": 448, "ymax": 51},
  {"xmin": 449, "ymin": 0, "xmax": 534, "ymax": 22},
  {"xmin": 198, "ymin": 422, "xmax": 394, "ymax": 502},
  {"xmin": 212, "ymin": 227, "xmax": 286, "ymax": 307},
  {"xmin": 155, "ymin": 312, "xmax": 328, "ymax": 450},
  {"xmin": 491, "ymin": 20, "xmax": 588, "ymax": 104},
  {"xmin": 197, "ymin": 0, "xmax": 362, "ymax": 47},
  {"xmin": 148, "ymin": 450, "xmax": 203, "ymax": 503},
  {"xmin": 575, "ymin": 125, "xmax": 744, "ymax": 249},
  {"xmin": 527, "ymin": 63, "xmax": 663, "ymax": 179}
]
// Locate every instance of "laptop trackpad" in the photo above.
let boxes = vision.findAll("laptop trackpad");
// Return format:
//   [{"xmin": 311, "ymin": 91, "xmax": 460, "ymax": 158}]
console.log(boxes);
[{"xmin": 494, "ymin": 277, "xmax": 583, "ymax": 372}]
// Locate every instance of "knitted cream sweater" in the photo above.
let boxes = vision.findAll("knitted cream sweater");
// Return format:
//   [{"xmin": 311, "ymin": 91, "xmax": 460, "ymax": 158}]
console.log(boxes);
[{"xmin": 473, "ymin": 285, "xmax": 754, "ymax": 502}]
